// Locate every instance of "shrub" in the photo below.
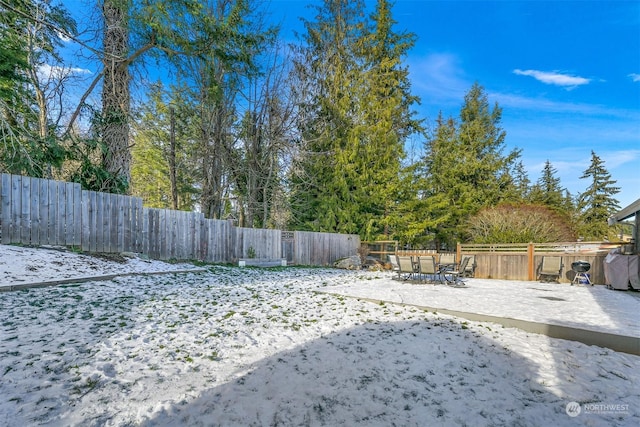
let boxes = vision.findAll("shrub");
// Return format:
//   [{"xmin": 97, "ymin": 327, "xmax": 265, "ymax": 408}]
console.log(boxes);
[{"xmin": 466, "ymin": 203, "xmax": 576, "ymax": 243}]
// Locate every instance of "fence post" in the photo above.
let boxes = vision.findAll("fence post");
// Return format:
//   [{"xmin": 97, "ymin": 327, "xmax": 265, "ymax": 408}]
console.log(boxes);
[{"xmin": 527, "ymin": 242, "xmax": 535, "ymax": 281}]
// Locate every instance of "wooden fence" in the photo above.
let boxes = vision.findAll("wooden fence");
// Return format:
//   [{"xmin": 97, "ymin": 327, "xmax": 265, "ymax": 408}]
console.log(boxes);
[
  {"xmin": 458, "ymin": 242, "xmax": 624, "ymax": 284},
  {"xmin": 366, "ymin": 240, "xmax": 624, "ymax": 284},
  {"xmin": 0, "ymin": 173, "xmax": 359, "ymax": 266}
]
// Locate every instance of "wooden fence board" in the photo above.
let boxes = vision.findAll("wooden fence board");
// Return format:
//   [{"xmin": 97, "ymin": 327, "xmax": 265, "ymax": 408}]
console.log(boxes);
[
  {"xmin": 29, "ymin": 178, "xmax": 41, "ymax": 245},
  {"xmin": 9, "ymin": 175, "xmax": 21, "ymax": 244},
  {"xmin": 108, "ymin": 193, "xmax": 116, "ymax": 253},
  {"xmin": 132, "ymin": 197, "xmax": 142, "ymax": 252},
  {"xmin": 20, "ymin": 176, "xmax": 31, "ymax": 244},
  {"xmin": 114, "ymin": 195, "xmax": 122, "ymax": 252},
  {"xmin": 0, "ymin": 174, "xmax": 11, "ymax": 244},
  {"xmin": 89, "ymin": 191, "xmax": 98, "ymax": 252},
  {"xmin": 177, "ymin": 210, "xmax": 184, "ymax": 259},
  {"xmin": 96, "ymin": 191, "xmax": 103, "ymax": 252},
  {"xmin": 47, "ymin": 178, "xmax": 56, "ymax": 244},
  {"xmin": 154, "ymin": 209, "xmax": 162, "ymax": 259},
  {"xmin": 55, "ymin": 181, "xmax": 65, "ymax": 245},
  {"xmin": 37, "ymin": 179, "xmax": 51, "ymax": 245},
  {"xmin": 72, "ymin": 183, "xmax": 81, "ymax": 247},
  {"xmin": 64, "ymin": 182, "xmax": 73, "ymax": 246}
]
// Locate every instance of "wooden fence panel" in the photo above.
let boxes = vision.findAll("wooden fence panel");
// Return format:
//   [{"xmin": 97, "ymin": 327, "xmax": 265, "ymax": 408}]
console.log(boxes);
[
  {"xmin": 19, "ymin": 175, "xmax": 29, "ymax": 244},
  {"xmin": 46, "ymin": 179, "xmax": 57, "ymax": 245},
  {"xmin": 81, "ymin": 190, "xmax": 91, "ymax": 252},
  {"xmin": 131, "ymin": 197, "xmax": 143, "ymax": 252},
  {"xmin": 461, "ymin": 242, "xmax": 622, "ymax": 284},
  {"xmin": 0, "ymin": 174, "xmax": 10, "ymax": 243},
  {"xmin": 294, "ymin": 231, "xmax": 360, "ymax": 266},
  {"xmin": 40, "ymin": 179, "xmax": 49, "ymax": 245},
  {"xmin": 54, "ymin": 180, "xmax": 65, "ymax": 244},
  {"xmin": 234, "ymin": 227, "xmax": 281, "ymax": 260},
  {"xmin": 72, "ymin": 182, "xmax": 82, "ymax": 247},
  {"xmin": 29, "ymin": 178, "xmax": 40, "ymax": 244},
  {"xmin": 143, "ymin": 208, "xmax": 158, "ymax": 259},
  {"xmin": 94, "ymin": 191, "xmax": 104, "ymax": 252},
  {"xmin": 64, "ymin": 182, "xmax": 75, "ymax": 245},
  {"xmin": 203, "ymin": 219, "xmax": 232, "ymax": 263},
  {"xmin": 10, "ymin": 175, "xmax": 22, "ymax": 243},
  {"xmin": 141, "ymin": 208, "xmax": 150, "ymax": 256},
  {"xmin": 110, "ymin": 193, "xmax": 119, "ymax": 252}
]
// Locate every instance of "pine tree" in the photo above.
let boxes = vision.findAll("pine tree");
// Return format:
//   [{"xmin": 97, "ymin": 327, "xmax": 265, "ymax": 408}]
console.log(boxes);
[
  {"xmin": 577, "ymin": 150, "xmax": 620, "ymax": 240},
  {"xmin": 530, "ymin": 160, "xmax": 566, "ymax": 211},
  {"xmin": 511, "ymin": 160, "xmax": 531, "ymax": 202},
  {"xmin": 289, "ymin": 0, "xmax": 364, "ymax": 234},
  {"xmin": 417, "ymin": 83, "xmax": 520, "ymax": 248},
  {"xmin": 131, "ymin": 82, "xmax": 199, "ymax": 210},
  {"xmin": 289, "ymin": 0, "xmax": 421, "ymax": 240}
]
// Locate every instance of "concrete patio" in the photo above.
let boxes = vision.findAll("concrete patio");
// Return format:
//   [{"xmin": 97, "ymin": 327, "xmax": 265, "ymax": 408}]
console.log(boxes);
[{"xmin": 322, "ymin": 275, "xmax": 640, "ymax": 355}]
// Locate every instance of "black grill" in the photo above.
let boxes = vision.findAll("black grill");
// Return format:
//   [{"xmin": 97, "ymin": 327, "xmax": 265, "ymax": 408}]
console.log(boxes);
[{"xmin": 571, "ymin": 261, "xmax": 591, "ymax": 273}]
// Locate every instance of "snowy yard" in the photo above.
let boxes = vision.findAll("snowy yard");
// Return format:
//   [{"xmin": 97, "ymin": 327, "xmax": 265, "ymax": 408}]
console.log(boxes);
[{"xmin": 0, "ymin": 245, "xmax": 638, "ymax": 426}]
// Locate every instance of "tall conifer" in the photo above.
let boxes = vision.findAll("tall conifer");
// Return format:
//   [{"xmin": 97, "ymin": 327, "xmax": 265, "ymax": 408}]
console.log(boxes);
[{"xmin": 577, "ymin": 151, "xmax": 620, "ymax": 240}]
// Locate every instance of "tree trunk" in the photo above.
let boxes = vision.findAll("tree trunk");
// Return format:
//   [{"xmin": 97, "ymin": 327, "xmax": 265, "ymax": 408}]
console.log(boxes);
[
  {"xmin": 102, "ymin": 0, "xmax": 131, "ymax": 191},
  {"xmin": 169, "ymin": 106, "xmax": 178, "ymax": 209}
]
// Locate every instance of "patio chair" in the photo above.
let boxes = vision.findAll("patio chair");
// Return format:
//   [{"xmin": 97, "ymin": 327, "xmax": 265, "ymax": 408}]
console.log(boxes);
[
  {"xmin": 388, "ymin": 254, "xmax": 400, "ymax": 278},
  {"xmin": 443, "ymin": 256, "xmax": 470, "ymax": 287},
  {"xmin": 538, "ymin": 256, "xmax": 563, "ymax": 282},
  {"xmin": 396, "ymin": 255, "xmax": 417, "ymax": 281},
  {"xmin": 461, "ymin": 255, "xmax": 476, "ymax": 277},
  {"xmin": 439, "ymin": 253, "xmax": 456, "ymax": 266},
  {"xmin": 417, "ymin": 255, "xmax": 438, "ymax": 284}
]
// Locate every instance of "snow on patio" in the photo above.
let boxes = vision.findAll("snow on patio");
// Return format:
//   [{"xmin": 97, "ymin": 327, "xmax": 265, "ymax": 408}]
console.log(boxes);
[
  {"xmin": 322, "ymin": 275, "xmax": 640, "ymax": 339},
  {"xmin": 0, "ymin": 244, "xmax": 638, "ymax": 426}
]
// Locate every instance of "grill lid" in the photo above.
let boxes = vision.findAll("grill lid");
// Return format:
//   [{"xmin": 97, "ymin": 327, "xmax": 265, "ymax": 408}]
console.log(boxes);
[{"xmin": 571, "ymin": 260, "xmax": 591, "ymax": 273}]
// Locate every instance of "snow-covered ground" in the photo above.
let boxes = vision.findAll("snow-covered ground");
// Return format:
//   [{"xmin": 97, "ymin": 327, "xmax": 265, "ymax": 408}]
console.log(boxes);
[{"xmin": 0, "ymin": 244, "xmax": 638, "ymax": 426}]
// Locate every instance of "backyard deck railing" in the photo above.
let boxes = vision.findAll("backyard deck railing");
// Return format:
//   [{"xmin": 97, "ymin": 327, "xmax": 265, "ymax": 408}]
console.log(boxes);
[{"xmin": 0, "ymin": 173, "xmax": 359, "ymax": 266}]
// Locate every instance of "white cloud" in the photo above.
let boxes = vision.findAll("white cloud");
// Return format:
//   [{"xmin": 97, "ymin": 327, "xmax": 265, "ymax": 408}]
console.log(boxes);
[
  {"xmin": 38, "ymin": 64, "xmax": 92, "ymax": 80},
  {"xmin": 629, "ymin": 73, "xmax": 640, "ymax": 82},
  {"xmin": 513, "ymin": 69, "xmax": 590, "ymax": 88},
  {"xmin": 56, "ymin": 31, "xmax": 72, "ymax": 43}
]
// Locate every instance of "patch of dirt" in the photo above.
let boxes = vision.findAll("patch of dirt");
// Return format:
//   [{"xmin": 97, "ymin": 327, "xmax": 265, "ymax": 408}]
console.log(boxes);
[{"xmin": 88, "ymin": 252, "xmax": 128, "ymax": 264}]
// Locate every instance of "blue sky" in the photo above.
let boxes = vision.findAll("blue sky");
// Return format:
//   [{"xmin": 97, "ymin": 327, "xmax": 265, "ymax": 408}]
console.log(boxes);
[{"xmin": 268, "ymin": 0, "xmax": 640, "ymax": 209}]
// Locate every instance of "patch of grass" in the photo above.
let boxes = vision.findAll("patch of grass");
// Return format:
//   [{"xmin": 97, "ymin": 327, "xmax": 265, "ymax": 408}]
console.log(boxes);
[
  {"xmin": 71, "ymin": 376, "xmax": 100, "ymax": 396},
  {"xmin": 206, "ymin": 351, "xmax": 220, "ymax": 361}
]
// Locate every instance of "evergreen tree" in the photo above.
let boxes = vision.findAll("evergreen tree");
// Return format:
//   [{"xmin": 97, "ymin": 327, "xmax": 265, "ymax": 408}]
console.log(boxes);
[
  {"xmin": 354, "ymin": 0, "xmax": 422, "ymax": 239},
  {"xmin": 131, "ymin": 82, "xmax": 199, "ymax": 210},
  {"xmin": 289, "ymin": 0, "xmax": 365, "ymax": 234},
  {"xmin": 289, "ymin": 0, "xmax": 421, "ymax": 240},
  {"xmin": 417, "ymin": 83, "xmax": 520, "ymax": 248},
  {"xmin": 530, "ymin": 160, "xmax": 566, "ymax": 211},
  {"xmin": 512, "ymin": 160, "xmax": 531, "ymax": 202},
  {"xmin": 577, "ymin": 150, "xmax": 620, "ymax": 240}
]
